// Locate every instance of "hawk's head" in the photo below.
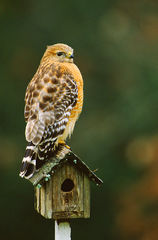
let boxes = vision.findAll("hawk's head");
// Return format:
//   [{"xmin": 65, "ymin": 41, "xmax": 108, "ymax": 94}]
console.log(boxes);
[{"xmin": 42, "ymin": 43, "xmax": 74, "ymax": 63}]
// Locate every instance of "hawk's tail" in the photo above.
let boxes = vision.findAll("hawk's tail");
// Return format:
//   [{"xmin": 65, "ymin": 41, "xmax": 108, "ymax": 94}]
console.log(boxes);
[
  {"xmin": 19, "ymin": 142, "xmax": 38, "ymax": 179},
  {"xmin": 19, "ymin": 140, "xmax": 58, "ymax": 179}
]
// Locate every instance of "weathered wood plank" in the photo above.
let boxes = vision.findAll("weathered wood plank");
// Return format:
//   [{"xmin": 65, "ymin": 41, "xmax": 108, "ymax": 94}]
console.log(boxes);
[
  {"xmin": 83, "ymin": 175, "xmax": 90, "ymax": 218},
  {"xmin": 34, "ymin": 186, "xmax": 41, "ymax": 214},
  {"xmin": 40, "ymin": 184, "xmax": 46, "ymax": 217},
  {"xmin": 45, "ymin": 178, "xmax": 53, "ymax": 218}
]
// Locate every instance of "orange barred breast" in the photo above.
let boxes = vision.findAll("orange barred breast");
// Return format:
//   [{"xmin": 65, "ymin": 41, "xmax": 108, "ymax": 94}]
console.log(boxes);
[{"xmin": 58, "ymin": 62, "xmax": 83, "ymax": 141}]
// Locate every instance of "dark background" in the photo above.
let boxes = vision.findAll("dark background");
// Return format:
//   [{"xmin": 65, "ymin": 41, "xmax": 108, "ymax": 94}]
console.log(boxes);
[{"xmin": 1, "ymin": 0, "xmax": 158, "ymax": 239}]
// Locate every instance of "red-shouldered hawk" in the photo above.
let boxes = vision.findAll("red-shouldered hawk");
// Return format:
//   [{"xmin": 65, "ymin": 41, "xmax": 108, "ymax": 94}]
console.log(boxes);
[{"xmin": 19, "ymin": 43, "xmax": 83, "ymax": 179}]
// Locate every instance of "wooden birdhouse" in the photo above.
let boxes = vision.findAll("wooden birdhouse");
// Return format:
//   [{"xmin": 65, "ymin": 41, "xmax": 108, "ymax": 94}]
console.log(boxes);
[{"xmin": 30, "ymin": 147, "xmax": 103, "ymax": 220}]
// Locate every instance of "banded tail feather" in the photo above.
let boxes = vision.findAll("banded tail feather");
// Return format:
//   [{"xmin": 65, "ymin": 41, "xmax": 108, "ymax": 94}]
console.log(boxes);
[
  {"xmin": 19, "ymin": 139, "xmax": 57, "ymax": 179},
  {"xmin": 19, "ymin": 143, "xmax": 37, "ymax": 179}
]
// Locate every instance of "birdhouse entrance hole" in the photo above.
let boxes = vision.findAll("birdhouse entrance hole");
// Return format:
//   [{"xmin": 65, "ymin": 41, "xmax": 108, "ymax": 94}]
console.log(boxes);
[{"xmin": 61, "ymin": 178, "xmax": 74, "ymax": 192}]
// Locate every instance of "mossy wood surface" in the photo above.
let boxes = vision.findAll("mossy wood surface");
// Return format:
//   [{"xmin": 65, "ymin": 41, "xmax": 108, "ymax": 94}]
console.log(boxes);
[{"xmin": 34, "ymin": 162, "xmax": 90, "ymax": 219}]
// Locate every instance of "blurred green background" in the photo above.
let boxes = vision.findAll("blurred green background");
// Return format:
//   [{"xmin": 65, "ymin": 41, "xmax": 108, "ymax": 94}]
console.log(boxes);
[{"xmin": 1, "ymin": 0, "xmax": 158, "ymax": 239}]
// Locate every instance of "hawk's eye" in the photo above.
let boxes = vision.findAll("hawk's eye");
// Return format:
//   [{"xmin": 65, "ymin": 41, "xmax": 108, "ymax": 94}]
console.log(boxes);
[{"xmin": 57, "ymin": 52, "xmax": 65, "ymax": 57}]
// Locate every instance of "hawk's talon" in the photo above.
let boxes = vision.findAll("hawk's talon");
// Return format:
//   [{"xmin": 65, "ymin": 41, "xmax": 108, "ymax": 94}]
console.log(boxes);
[{"xmin": 65, "ymin": 144, "xmax": 70, "ymax": 150}]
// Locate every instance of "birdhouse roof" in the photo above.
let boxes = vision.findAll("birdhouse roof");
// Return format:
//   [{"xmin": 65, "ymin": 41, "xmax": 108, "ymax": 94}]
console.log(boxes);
[
  {"xmin": 29, "ymin": 149, "xmax": 103, "ymax": 187},
  {"xmin": 52, "ymin": 151, "xmax": 103, "ymax": 186}
]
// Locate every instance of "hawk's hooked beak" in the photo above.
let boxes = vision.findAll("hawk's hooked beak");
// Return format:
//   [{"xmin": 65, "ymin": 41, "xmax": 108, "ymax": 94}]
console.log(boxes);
[{"xmin": 67, "ymin": 52, "xmax": 74, "ymax": 59}]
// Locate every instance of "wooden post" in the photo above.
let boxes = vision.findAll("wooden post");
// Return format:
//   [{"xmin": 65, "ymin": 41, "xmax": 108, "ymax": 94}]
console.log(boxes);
[{"xmin": 55, "ymin": 220, "xmax": 71, "ymax": 240}]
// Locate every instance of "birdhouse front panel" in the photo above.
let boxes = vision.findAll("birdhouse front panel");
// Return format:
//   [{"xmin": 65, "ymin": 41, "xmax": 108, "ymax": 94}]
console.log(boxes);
[
  {"xmin": 52, "ymin": 162, "xmax": 90, "ymax": 219},
  {"xmin": 34, "ymin": 162, "xmax": 90, "ymax": 219}
]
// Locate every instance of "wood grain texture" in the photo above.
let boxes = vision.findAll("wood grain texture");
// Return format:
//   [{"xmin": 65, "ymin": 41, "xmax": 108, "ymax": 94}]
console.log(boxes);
[
  {"xmin": 34, "ymin": 162, "xmax": 90, "ymax": 219},
  {"xmin": 52, "ymin": 162, "xmax": 84, "ymax": 219},
  {"xmin": 83, "ymin": 175, "xmax": 90, "ymax": 218},
  {"xmin": 29, "ymin": 147, "xmax": 103, "ymax": 187}
]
